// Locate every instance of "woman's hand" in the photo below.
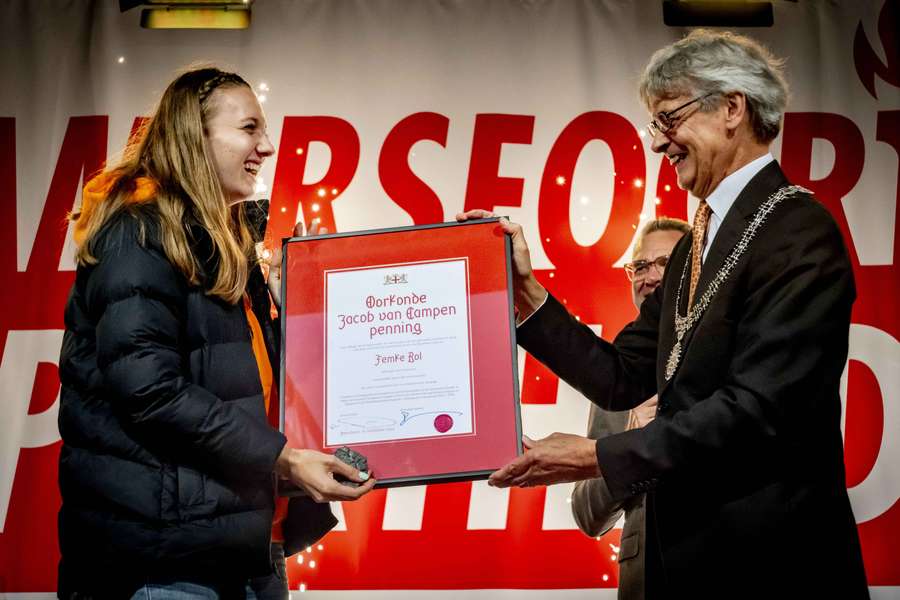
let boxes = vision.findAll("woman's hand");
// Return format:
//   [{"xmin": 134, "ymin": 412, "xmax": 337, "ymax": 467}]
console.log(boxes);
[
  {"xmin": 266, "ymin": 219, "xmax": 327, "ymax": 308},
  {"xmin": 275, "ymin": 446, "xmax": 375, "ymax": 502},
  {"xmin": 456, "ymin": 210, "xmax": 547, "ymax": 321}
]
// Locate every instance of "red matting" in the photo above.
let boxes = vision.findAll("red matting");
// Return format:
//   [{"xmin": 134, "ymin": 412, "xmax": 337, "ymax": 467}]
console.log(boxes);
[{"xmin": 280, "ymin": 219, "xmax": 521, "ymax": 485}]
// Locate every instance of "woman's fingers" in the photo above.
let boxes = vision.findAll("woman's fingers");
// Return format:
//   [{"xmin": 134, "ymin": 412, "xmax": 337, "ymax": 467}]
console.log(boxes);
[
  {"xmin": 327, "ymin": 475, "xmax": 377, "ymax": 501},
  {"xmin": 311, "ymin": 458, "xmax": 376, "ymax": 502},
  {"xmin": 286, "ymin": 449, "xmax": 377, "ymax": 502},
  {"xmin": 267, "ymin": 244, "xmax": 282, "ymax": 267},
  {"xmin": 329, "ymin": 454, "xmax": 368, "ymax": 482}
]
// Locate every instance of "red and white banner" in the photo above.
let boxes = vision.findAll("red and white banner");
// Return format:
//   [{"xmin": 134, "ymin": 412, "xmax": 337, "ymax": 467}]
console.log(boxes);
[{"xmin": 1, "ymin": 0, "xmax": 898, "ymax": 596}]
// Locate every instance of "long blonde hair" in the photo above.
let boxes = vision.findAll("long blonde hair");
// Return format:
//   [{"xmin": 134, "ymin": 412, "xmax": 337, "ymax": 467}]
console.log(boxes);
[{"xmin": 73, "ymin": 67, "xmax": 257, "ymax": 305}]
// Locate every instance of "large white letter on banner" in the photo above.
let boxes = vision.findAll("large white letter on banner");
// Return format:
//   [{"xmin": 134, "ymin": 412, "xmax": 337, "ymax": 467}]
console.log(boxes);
[
  {"xmin": 0, "ymin": 329, "xmax": 63, "ymax": 532},
  {"xmin": 842, "ymin": 324, "xmax": 900, "ymax": 524}
]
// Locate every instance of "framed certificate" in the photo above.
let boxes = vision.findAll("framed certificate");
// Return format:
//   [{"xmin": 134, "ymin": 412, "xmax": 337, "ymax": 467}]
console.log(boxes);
[{"xmin": 279, "ymin": 218, "xmax": 522, "ymax": 487}]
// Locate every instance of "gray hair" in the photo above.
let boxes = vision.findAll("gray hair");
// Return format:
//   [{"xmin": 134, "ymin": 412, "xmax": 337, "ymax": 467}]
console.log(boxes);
[
  {"xmin": 633, "ymin": 216, "xmax": 691, "ymax": 258},
  {"xmin": 638, "ymin": 30, "xmax": 789, "ymax": 143}
]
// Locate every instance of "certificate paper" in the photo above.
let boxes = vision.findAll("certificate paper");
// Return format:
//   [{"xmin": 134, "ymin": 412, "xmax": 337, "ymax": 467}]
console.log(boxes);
[
  {"xmin": 324, "ymin": 259, "xmax": 474, "ymax": 445},
  {"xmin": 281, "ymin": 219, "xmax": 521, "ymax": 486}
]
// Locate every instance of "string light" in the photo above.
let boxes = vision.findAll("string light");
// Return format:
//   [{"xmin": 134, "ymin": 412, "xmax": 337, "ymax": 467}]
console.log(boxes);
[
  {"xmin": 602, "ymin": 574, "xmax": 610, "ymax": 582},
  {"xmin": 258, "ymin": 82, "xmax": 269, "ymax": 92},
  {"xmin": 654, "ymin": 197, "xmax": 661, "ymax": 205},
  {"xmin": 555, "ymin": 175, "xmax": 566, "ymax": 186},
  {"xmin": 331, "ymin": 188, "xmax": 338, "ymax": 195},
  {"xmin": 311, "ymin": 203, "xmax": 320, "ymax": 212},
  {"xmin": 317, "ymin": 188, "xmax": 327, "ymax": 198},
  {"xmin": 291, "ymin": 540, "xmax": 331, "ymax": 592},
  {"xmin": 296, "ymin": 147, "xmax": 304, "ymax": 155},
  {"xmin": 664, "ymin": 184, "xmax": 671, "ymax": 192},
  {"xmin": 257, "ymin": 94, "xmax": 267, "ymax": 103},
  {"xmin": 117, "ymin": 56, "xmax": 125, "ymax": 64},
  {"xmin": 633, "ymin": 178, "xmax": 644, "ymax": 188}
]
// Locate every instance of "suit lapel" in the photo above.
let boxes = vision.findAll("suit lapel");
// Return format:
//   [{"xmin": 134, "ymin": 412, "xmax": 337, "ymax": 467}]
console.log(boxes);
[
  {"xmin": 695, "ymin": 161, "xmax": 789, "ymax": 299},
  {"xmin": 658, "ymin": 161, "xmax": 790, "ymax": 390}
]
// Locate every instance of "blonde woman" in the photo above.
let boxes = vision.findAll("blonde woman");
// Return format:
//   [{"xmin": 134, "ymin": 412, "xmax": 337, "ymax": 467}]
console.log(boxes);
[{"xmin": 58, "ymin": 67, "xmax": 374, "ymax": 599}]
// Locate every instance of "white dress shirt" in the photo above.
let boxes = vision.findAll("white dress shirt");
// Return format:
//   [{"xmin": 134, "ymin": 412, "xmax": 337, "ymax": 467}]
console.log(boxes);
[{"xmin": 702, "ymin": 153, "xmax": 774, "ymax": 262}]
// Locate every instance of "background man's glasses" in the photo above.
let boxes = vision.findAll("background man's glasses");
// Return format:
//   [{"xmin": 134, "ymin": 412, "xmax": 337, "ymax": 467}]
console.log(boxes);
[
  {"xmin": 624, "ymin": 255, "xmax": 669, "ymax": 281},
  {"xmin": 647, "ymin": 93, "xmax": 713, "ymax": 138}
]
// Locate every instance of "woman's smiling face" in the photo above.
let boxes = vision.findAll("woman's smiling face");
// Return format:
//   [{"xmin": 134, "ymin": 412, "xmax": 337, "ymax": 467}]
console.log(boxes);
[{"xmin": 204, "ymin": 85, "xmax": 275, "ymax": 204}]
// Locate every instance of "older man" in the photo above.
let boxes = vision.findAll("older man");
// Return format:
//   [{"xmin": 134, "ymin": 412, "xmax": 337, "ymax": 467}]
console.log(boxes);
[
  {"xmin": 461, "ymin": 30, "xmax": 867, "ymax": 597},
  {"xmin": 571, "ymin": 217, "xmax": 689, "ymax": 600}
]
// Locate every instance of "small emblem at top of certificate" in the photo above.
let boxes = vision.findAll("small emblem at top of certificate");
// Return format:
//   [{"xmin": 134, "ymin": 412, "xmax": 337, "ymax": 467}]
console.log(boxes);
[{"xmin": 383, "ymin": 273, "xmax": 408, "ymax": 285}]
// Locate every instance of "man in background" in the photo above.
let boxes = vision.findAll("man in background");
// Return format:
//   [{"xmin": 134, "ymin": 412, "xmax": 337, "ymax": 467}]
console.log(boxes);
[{"xmin": 571, "ymin": 217, "xmax": 688, "ymax": 600}]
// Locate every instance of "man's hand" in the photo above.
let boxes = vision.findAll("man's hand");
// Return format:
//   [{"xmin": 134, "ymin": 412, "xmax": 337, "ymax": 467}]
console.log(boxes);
[
  {"xmin": 627, "ymin": 396, "xmax": 658, "ymax": 430},
  {"xmin": 456, "ymin": 210, "xmax": 547, "ymax": 320},
  {"xmin": 265, "ymin": 219, "xmax": 327, "ymax": 308},
  {"xmin": 275, "ymin": 446, "xmax": 375, "ymax": 502},
  {"xmin": 488, "ymin": 433, "xmax": 601, "ymax": 488}
]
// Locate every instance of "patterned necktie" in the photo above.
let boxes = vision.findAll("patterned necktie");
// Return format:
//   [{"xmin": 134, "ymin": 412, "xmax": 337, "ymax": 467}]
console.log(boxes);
[{"xmin": 688, "ymin": 199, "xmax": 712, "ymax": 309}]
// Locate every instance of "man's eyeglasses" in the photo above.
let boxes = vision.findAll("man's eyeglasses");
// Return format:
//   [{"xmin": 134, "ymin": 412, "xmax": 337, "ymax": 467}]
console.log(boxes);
[
  {"xmin": 624, "ymin": 255, "xmax": 670, "ymax": 281},
  {"xmin": 647, "ymin": 93, "xmax": 713, "ymax": 138}
]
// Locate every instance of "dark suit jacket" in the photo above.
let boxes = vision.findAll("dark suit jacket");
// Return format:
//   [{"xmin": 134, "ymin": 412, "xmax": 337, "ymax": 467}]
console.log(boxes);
[{"xmin": 518, "ymin": 162, "xmax": 868, "ymax": 598}]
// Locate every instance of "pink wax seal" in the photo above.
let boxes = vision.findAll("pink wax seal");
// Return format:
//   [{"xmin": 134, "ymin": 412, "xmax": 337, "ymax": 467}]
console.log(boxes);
[{"xmin": 434, "ymin": 414, "xmax": 453, "ymax": 433}]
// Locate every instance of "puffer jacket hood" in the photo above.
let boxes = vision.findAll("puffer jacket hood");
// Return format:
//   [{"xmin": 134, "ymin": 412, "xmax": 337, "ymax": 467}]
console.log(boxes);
[{"xmin": 73, "ymin": 171, "xmax": 158, "ymax": 246}]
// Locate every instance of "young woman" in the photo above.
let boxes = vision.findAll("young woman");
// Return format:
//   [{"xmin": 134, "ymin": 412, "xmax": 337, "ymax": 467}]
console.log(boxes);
[{"xmin": 58, "ymin": 67, "xmax": 374, "ymax": 599}]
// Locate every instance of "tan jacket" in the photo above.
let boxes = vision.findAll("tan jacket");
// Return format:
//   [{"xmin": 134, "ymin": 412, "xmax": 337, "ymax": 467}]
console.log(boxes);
[{"xmin": 571, "ymin": 402, "xmax": 649, "ymax": 600}]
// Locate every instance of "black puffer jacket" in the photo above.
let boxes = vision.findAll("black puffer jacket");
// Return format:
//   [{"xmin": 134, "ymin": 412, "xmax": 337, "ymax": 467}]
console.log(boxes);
[{"xmin": 58, "ymin": 205, "xmax": 335, "ymax": 597}]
